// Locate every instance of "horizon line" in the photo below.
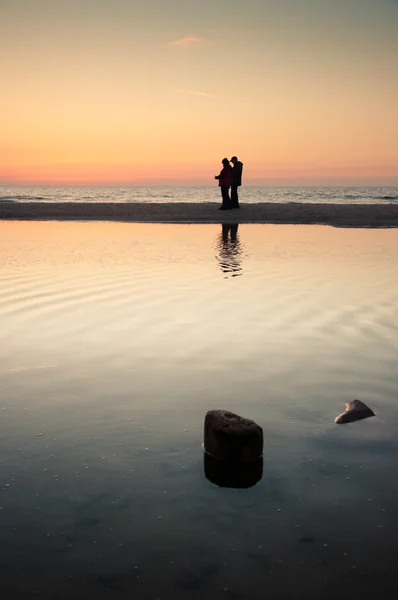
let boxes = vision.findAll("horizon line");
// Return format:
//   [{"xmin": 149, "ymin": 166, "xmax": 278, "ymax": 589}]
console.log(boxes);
[{"xmin": 1, "ymin": 182, "xmax": 398, "ymax": 188}]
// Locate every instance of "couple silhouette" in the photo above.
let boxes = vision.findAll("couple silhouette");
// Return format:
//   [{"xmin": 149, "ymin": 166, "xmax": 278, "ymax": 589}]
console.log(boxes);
[{"xmin": 215, "ymin": 156, "xmax": 243, "ymax": 211}]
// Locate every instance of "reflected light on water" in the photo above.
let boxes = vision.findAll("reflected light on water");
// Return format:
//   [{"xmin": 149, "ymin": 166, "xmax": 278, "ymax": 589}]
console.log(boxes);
[{"xmin": 1, "ymin": 221, "xmax": 398, "ymax": 599}]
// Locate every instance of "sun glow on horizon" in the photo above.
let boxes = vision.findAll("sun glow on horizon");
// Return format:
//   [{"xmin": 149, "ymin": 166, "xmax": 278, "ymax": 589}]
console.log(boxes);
[{"xmin": 1, "ymin": 0, "xmax": 397, "ymax": 186}]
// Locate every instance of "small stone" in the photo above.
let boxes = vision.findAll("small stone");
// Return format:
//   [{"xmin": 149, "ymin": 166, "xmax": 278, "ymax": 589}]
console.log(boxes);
[{"xmin": 335, "ymin": 399, "xmax": 375, "ymax": 424}]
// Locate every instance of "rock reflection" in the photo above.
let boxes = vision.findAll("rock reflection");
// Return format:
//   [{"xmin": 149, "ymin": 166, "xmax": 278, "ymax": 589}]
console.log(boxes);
[
  {"xmin": 204, "ymin": 454, "xmax": 263, "ymax": 489},
  {"xmin": 216, "ymin": 223, "xmax": 242, "ymax": 277}
]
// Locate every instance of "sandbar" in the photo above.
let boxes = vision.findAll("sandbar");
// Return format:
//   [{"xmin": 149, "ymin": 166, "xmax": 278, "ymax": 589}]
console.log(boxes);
[{"xmin": 1, "ymin": 201, "xmax": 398, "ymax": 227}]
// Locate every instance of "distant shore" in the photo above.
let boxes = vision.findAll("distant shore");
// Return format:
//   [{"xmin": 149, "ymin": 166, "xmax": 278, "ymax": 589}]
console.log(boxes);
[{"xmin": 1, "ymin": 201, "xmax": 398, "ymax": 227}]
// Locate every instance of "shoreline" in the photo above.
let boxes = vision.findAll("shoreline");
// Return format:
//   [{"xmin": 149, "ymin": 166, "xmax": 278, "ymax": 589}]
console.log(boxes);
[{"xmin": 1, "ymin": 201, "xmax": 398, "ymax": 228}]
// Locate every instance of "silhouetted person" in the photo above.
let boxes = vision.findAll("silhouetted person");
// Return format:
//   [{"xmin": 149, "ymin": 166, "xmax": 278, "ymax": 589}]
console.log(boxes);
[
  {"xmin": 230, "ymin": 156, "xmax": 243, "ymax": 209},
  {"xmin": 215, "ymin": 158, "xmax": 232, "ymax": 210}
]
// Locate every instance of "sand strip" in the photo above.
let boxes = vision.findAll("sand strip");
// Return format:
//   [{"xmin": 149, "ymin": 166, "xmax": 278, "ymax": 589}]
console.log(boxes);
[{"xmin": 1, "ymin": 202, "xmax": 398, "ymax": 227}]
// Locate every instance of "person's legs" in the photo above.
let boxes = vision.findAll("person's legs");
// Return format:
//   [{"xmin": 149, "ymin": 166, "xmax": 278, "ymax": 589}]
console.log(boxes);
[
  {"xmin": 219, "ymin": 187, "xmax": 226, "ymax": 209},
  {"xmin": 219, "ymin": 186, "xmax": 231, "ymax": 209},
  {"xmin": 231, "ymin": 185, "xmax": 240, "ymax": 208}
]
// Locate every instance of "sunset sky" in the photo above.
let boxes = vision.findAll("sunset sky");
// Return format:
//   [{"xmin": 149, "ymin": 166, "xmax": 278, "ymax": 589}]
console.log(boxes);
[{"xmin": 1, "ymin": 0, "xmax": 397, "ymax": 186}]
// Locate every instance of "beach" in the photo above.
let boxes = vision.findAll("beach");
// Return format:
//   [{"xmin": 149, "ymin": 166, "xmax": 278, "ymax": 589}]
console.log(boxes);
[
  {"xmin": 2, "ymin": 0, "xmax": 398, "ymax": 594},
  {"xmin": 2, "ymin": 201, "xmax": 398, "ymax": 227}
]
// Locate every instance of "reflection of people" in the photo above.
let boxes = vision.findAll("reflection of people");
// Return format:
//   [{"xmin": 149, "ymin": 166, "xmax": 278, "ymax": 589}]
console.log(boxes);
[
  {"xmin": 215, "ymin": 158, "xmax": 232, "ymax": 210},
  {"xmin": 222, "ymin": 223, "xmax": 238, "ymax": 242},
  {"xmin": 230, "ymin": 156, "xmax": 243, "ymax": 209},
  {"xmin": 217, "ymin": 223, "xmax": 242, "ymax": 277}
]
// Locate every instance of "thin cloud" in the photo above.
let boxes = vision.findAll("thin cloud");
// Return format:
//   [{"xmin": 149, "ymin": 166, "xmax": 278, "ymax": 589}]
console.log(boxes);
[
  {"xmin": 176, "ymin": 89, "xmax": 220, "ymax": 99},
  {"xmin": 168, "ymin": 35, "xmax": 212, "ymax": 47}
]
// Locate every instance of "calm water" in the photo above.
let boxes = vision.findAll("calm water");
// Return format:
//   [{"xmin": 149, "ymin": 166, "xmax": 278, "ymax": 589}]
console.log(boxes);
[
  {"xmin": 1, "ymin": 222, "xmax": 398, "ymax": 599},
  {"xmin": 1, "ymin": 185, "xmax": 398, "ymax": 205}
]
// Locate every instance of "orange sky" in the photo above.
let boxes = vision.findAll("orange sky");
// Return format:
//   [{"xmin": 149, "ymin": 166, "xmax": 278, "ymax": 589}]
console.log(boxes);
[{"xmin": 1, "ymin": 0, "xmax": 397, "ymax": 186}]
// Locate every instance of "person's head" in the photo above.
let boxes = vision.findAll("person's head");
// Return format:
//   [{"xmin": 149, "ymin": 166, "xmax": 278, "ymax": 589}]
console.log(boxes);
[
  {"xmin": 230, "ymin": 156, "xmax": 238, "ymax": 165},
  {"xmin": 222, "ymin": 158, "xmax": 230, "ymax": 167}
]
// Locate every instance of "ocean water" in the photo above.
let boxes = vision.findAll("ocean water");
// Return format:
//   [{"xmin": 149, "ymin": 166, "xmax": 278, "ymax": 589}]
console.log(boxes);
[
  {"xmin": 1, "ymin": 222, "xmax": 398, "ymax": 599},
  {"xmin": 1, "ymin": 185, "xmax": 398, "ymax": 205}
]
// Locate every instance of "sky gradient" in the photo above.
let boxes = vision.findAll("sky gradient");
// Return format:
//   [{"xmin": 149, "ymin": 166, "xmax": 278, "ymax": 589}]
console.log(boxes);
[{"xmin": 1, "ymin": 0, "xmax": 398, "ymax": 185}]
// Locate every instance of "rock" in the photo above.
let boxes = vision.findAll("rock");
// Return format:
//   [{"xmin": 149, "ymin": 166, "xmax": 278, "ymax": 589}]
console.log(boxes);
[
  {"xmin": 203, "ymin": 409, "xmax": 263, "ymax": 463},
  {"xmin": 204, "ymin": 453, "xmax": 263, "ymax": 489},
  {"xmin": 335, "ymin": 399, "xmax": 375, "ymax": 424}
]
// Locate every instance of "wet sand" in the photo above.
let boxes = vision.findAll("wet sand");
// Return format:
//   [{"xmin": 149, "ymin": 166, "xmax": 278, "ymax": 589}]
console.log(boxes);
[{"xmin": 1, "ymin": 201, "xmax": 398, "ymax": 227}]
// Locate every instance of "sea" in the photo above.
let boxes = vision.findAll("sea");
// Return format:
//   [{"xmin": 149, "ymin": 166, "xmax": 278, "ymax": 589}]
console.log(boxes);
[
  {"xmin": 1, "ymin": 185, "xmax": 398, "ymax": 205},
  {"xmin": 1, "ymin": 213, "xmax": 398, "ymax": 598}
]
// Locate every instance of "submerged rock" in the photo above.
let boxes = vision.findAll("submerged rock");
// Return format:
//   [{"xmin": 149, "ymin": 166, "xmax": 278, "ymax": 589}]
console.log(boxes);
[
  {"xmin": 203, "ymin": 409, "xmax": 263, "ymax": 463},
  {"xmin": 335, "ymin": 399, "xmax": 375, "ymax": 424}
]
